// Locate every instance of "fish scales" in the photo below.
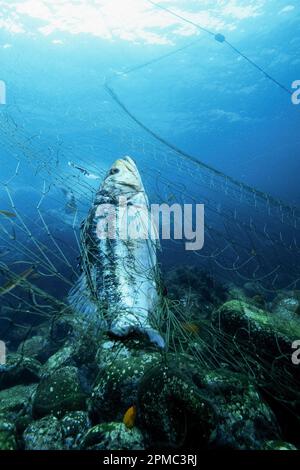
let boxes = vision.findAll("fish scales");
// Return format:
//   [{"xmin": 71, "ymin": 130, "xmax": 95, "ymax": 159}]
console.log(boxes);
[{"xmin": 68, "ymin": 156, "xmax": 164, "ymax": 348}]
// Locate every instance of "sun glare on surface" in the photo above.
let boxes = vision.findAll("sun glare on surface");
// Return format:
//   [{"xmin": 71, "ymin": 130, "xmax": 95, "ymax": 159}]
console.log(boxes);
[{"xmin": 0, "ymin": 0, "xmax": 275, "ymax": 45}]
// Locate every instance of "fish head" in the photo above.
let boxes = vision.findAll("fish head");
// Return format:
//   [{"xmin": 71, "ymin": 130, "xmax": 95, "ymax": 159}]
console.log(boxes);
[{"xmin": 102, "ymin": 156, "xmax": 143, "ymax": 197}]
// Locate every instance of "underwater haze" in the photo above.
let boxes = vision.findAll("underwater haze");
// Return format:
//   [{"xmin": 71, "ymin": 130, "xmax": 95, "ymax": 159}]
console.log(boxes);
[{"xmin": 0, "ymin": 0, "xmax": 300, "ymax": 454}]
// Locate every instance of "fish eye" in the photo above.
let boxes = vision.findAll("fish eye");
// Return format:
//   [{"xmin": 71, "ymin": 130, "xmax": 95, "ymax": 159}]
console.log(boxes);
[{"xmin": 110, "ymin": 168, "xmax": 120, "ymax": 175}]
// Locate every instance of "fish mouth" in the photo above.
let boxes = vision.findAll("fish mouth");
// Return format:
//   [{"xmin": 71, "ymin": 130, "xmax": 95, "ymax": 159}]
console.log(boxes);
[
  {"xmin": 109, "ymin": 156, "xmax": 142, "ymax": 191},
  {"xmin": 114, "ymin": 156, "xmax": 137, "ymax": 174}
]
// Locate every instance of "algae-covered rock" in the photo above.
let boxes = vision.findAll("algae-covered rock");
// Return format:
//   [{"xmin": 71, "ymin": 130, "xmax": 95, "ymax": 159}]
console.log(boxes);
[
  {"xmin": 136, "ymin": 354, "xmax": 281, "ymax": 450},
  {"xmin": 0, "ymin": 415, "xmax": 17, "ymax": 450},
  {"xmin": 138, "ymin": 363, "xmax": 216, "ymax": 448},
  {"xmin": 95, "ymin": 339, "xmax": 133, "ymax": 370},
  {"xmin": 197, "ymin": 369, "xmax": 280, "ymax": 449},
  {"xmin": 212, "ymin": 300, "xmax": 300, "ymax": 411},
  {"xmin": 0, "ymin": 353, "xmax": 41, "ymax": 390},
  {"xmin": 17, "ymin": 335, "xmax": 55, "ymax": 363},
  {"xmin": 40, "ymin": 345, "xmax": 75, "ymax": 377},
  {"xmin": 49, "ymin": 315, "xmax": 99, "ymax": 360},
  {"xmin": 61, "ymin": 411, "xmax": 90, "ymax": 449},
  {"xmin": 213, "ymin": 300, "xmax": 300, "ymax": 357},
  {"xmin": 80, "ymin": 422, "xmax": 144, "ymax": 450},
  {"xmin": 40, "ymin": 330, "xmax": 97, "ymax": 379},
  {"xmin": 271, "ymin": 291, "xmax": 300, "ymax": 318},
  {"xmin": 23, "ymin": 415, "xmax": 64, "ymax": 450},
  {"xmin": 90, "ymin": 343, "xmax": 160, "ymax": 422},
  {"xmin": 33, "ymin": 366, "xmax": 86, "ymax": 417},
  {"xmin": 263, "ymin": 440, "xmax": 297, "ymax": 450},
  {"xmin": 0, "ymin": 384, "xmax": 37, "ymax": 414}
]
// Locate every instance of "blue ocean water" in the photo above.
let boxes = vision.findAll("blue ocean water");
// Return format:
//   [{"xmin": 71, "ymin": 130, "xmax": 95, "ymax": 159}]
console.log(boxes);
[
  {"xmin": 0, "ymin": 0, "xmax": 299, "ymax": 294},
  {"xmin": 1, "ymin": 1, "xmax": 300, "ymax": 453},
  {"xmin": 0, "ymin": 1, "xmax": 299, "ymax": 197}
]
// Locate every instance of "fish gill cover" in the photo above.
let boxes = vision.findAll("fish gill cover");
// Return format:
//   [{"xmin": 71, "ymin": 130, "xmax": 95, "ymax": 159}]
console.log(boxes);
[{"xmin": 0, "ymin": 0, "xmax": 299, "ymax": 452}]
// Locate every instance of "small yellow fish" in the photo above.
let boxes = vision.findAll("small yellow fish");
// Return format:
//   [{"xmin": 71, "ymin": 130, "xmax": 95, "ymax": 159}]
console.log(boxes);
[
  {"xmin": 123, "ymin": 405, "xmax": 137, "ymax": 429},
  {"xmin": 0, "ymin": 266, "xmax": 36, "ymax": 297},
  {"xmin": 0, "ymin": 210, "xmax": 16, "ymax": 218}
]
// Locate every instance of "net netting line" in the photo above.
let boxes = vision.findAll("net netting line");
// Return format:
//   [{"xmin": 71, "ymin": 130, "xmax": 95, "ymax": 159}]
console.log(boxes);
[
  {"xmin": 0, "ymin": 7, "xmax": 300, "ymax": 421},
  {"xmin": 146, "ymin": 0, "xmax": 293, "ymax": 97},
  {"xmin": 98, "ymin": 16, "xmax": 300, "ymax": 293},
  {"xmin": 104, "ymin": 83, "xmax": 300, "ymax": 225},
  {"xmin": 98, "ymin": 96, "xmax": 300, "ymax": 291},
  {"xmin": 1, "ymin": 84, "xmax": 300, "ymax": 302},
  {"xmin": 1, "ymin": 125, "xmax": 295, "ymax": 364}
]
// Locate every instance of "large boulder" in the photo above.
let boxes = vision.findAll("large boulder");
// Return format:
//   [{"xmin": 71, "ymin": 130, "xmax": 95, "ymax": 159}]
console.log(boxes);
[
  {"xmin": 138, "ymin": 362, "xmax": 216, "ymax": 448},
  {"xmin": 212, "ymin": 299, "xmax": 300, "ymax": 439},
  {"xmin": 17, "ymin": 335, "xmax": 56, "ymax": 363},
  {"xmin": 213, "ymin": 300, "xmax": 300, "ymax": 359},
  {"xmin": 40, "ymin": 345, "xmax": 75, "ymax": 377},
  {"xmin": 138, "ymin": 358, "xmax": 281, "ymax": 449},
  {"xmin": 197, "ymin": 369, "xmax": 280, "ymax": 449},
  {"xmin": 79, "ymin": 422, "xmax": 144, "ymax": 450},
  {"xmin": 23, "ymin": 415, "xmax": 64, "ymax": 450},
  {"xmin": 61, "ymin": 411, "xmax": 91, "ymax": 449},
  {"xmin": 90, "ymin": 339, "xmax": 160, "ymax": 422},
  {"xmin": 0, "ymin": 354, "xmax": 41, "ymax": 390},
  {"xmin": 32, "ymin": 366, "xmax": 86, "ymax": 418},
  {"xmin": 0, "ymin": 384, "xmax": 37, "ymax": 414},
  {"xmin": 271, "ymin": 291, "xmax": 300, "ymax": 318}
]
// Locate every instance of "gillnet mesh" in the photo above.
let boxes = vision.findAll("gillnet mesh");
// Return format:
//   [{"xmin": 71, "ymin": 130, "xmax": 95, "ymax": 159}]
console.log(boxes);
[{"xmin": 0, "ymin": 31, "xmax": 300, "ymax": 426}]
